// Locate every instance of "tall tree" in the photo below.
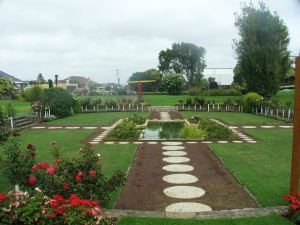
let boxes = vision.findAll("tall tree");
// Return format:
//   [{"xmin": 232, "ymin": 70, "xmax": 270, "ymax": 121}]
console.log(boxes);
[
  {"xmin": 158, "ymin": 42, "xmax": 206, "ymax": 86},
  {"xmin": 233, "ymin": 2, "xmax": 290, "ymax": 97},
  {"xmin": 128, "ymin": 68, "xmax": 162, "ymax": 92},
  {"xmin": 0, "ymin": 78, "xmax": 13, "ymax": 99},
  {"xmin": 37, "ymin": 73, "xmax": 45, "ymax": 83}
]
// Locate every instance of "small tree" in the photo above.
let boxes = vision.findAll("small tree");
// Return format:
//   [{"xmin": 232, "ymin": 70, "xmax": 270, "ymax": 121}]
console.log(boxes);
[
  {"xmin": 161, "ymin": 73, "xmax": 185, "ymax": 95},
  {"xmin": 0, "ymin": 78, "xmax": 13, "ymax": 99},
  {"xmin": 40, "ymin": 88, "xmax": 74, "ymax": 118}
]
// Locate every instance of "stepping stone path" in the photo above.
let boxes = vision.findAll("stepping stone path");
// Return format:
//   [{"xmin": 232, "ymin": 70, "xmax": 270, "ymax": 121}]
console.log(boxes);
[
  {"xmin": 160, "ymin": 112, "xmax": 171, "ymax": 121},
  {"xmin": 162, "ymin": 142, "xmax": 212, "ymax": 213}
]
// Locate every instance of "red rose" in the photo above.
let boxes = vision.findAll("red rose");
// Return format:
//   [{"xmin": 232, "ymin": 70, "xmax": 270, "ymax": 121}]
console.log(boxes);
[
  {"xmin": 0, "ymin": 194, "xmax": 7, "ymax": 200},
  {"xmin": 55, "ymin": 159, "xmax": 61, "ymax": 164},
  {"xmin": 291, "ymin": 204, "xmax": 299, "ymax": 210},
  {"xmin": 49, "ymin": 213, "xmax": 56, "ymax": 219},
  {"xmin": 27, "ymin": 144, "xmax": 34, "ymax": 150},
  {"xmin": 28, "ymin": 176, "xmax": 37, "ymax": 186},
  {"xmin": 88, "ymin": 170, "xmax": 96, "ymax": 177},
  {"xmin": 50, "ymin": 199, "xmax": 59, "ymax": 208},
  {"xmin": 46, "ymin": 166, "xmax": 57, "ymax": 175},
  {"xmin": 55, "ymin": 208, "xmax": 65, "ymax": 214},
  {"xmin": 75, "ymin": 174, "xmax": 83, "ymax": 182},
  {"xmin": 32, "ymin": 165, "xmax": 38, "ymax": 171},
  {"xmin": 53, "ymin": 194, "xmax": 64, "ymax": 202},
  {"xmin": 63, "ymin": 183, "xmax": 69, "ymax": 190}
]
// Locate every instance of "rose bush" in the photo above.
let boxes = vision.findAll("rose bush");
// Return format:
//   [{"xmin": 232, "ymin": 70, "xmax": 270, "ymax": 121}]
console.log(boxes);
[
  {"xmin": 283, "ymin": 193, "xmax": 300, "ymax": 224},
  {"xmin": 2, "ymin": 138, "xmax": 126, "ymax": 207},
  {"xmin": 0, "ymin": 191, "xmax": 112, "ymax": 225}
]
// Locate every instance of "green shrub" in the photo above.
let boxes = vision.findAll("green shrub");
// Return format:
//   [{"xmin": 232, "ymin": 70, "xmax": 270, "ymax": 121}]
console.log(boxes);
[
  {"xmin": 188, "ymin": 88, "xmax": 242, "ymax": 96},
  {"xmin": 128, "ymin": 114, "xmax": 146, "ymax": 125},
  {"xmin": 106, "ymin": 120, "xmax": 141, "ymax": 140},
  {"xmin": 0, "ymin": 107, "xmax": 10, "ymax": 142},
  {"xmin": 199, "ymin": 119, "xmax": 235, "ymax": 140},
  {"xmin": 42, "ymin": 115, "xmax": 56, "ymax": 122},
  {"xmin": 180, "ymin": 126, "xmax": 206, "ymax": 140},
  {"xmin": 21, "ymin": 85, "xmax": 44, "ymax": 102},
  {"xmin": 40, "ymin": 88, "xmax": 74, "ymax": 118},
  {"xmin": 161, "ymin": 73, "xmax": 186, "ymax": 95},
  {"xmin": 242, "ymin": 92, "xmax": 262, "ymax": 112},
  {"xmin": 5, "ymin": 103, "xmax": 16, "ymax": 117}
]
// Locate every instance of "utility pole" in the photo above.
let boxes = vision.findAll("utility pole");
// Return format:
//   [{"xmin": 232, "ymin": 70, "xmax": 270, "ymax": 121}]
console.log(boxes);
[{"xmin": 116, "ymin": 69, "xmax": 121, "ymax": 87}]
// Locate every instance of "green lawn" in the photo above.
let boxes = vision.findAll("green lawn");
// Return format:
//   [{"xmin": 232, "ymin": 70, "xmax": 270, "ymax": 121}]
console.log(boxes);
[
  {"xmin": 181, "ymin": 111, "xmax": 288, "ymax": 125},
  {"xmin": 117, "ymin": 215, "xmax": 292, "ymax": 225},
  {"xmin": 210, "ymin": 129, "xmax": 292, "ymax": 207},
  {"xmin": 0, "ymin": 100, "xmax": 32, "ymax": 117},
  {"xmin": 276, "ymin": 90, "xmax": 294, "ymax": 107},
  {"xmin": 93, "ymin": 144, "xmax": 137, "ymax": 208},
  {"xmin": 47, "ymin": 112, "xmax": 150, "ymax": 126}
]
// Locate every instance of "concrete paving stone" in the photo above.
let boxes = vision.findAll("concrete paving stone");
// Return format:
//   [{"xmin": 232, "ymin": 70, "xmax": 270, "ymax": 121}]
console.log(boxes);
[
  {"xmin": 165, "ymin": 202, "xmax": 212, "ymax": 213},
  {"xmin": 162, "ymin": 142, "xmax": 183, "ymax": 146},
  {"xmin": 162, "ymin": 174, "xmax": 198, "ymax": 184},
  {"xmin": 163, "ymin": 186, "xmax": 205, "ymax": 199},
  {"xmin": 162, "ymin": 164, "xmax": 194, "ymax": 173},
  {"xmin": 162, "ymin": 151, "xmax": 187, "ymax": 157},
  {"xmin": 163, "ymin": 157, "xmax": 190, "ymax": 164},
  {"xmin": 162, "ymin": 146, "xmax": 185, "ymax": 151}
]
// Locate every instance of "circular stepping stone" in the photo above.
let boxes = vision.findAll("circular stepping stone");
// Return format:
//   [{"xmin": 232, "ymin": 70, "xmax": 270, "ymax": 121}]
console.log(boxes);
[
  {"xmin": 217, "ymin": 141, "xmax": 228, "ymax": 143},
  {"xmin": 162, "ymin": 142, "xmax": 183, "ymax": 146},
  {"xmin": 243, "ymin": 138, "xmax": 253, "ymax": 141},
  {"xmin": 165, "ymin": 202, "xmax": 212, "ymax": 213},
  {"xmin": 261, "ymin": 126, "xmax": 275, "ymax": 128},
  {"xmin": 148, "ymin": 142, "xmax": 158, "ymax": 144},
  {"xmin": 163, "ymin": 151, "xmax": 187, "ymax": 156},
  {"xmin": 162, "ymin": 146, "xmax": 185, "ymax": 151},
  {"xmin": 163, "ymin": 186, "xmax": 205, "ymax": 199},
  {"xmin": 232, "ymin": 140, "xmax": 243, "ymax": 143},
  {"xmin": 162, "ymin": 164, "xmax": 194, "ymax": 173},
  {"xmin": 163, "ymin": 174, "xmax": 198, "ymax": 184},
  {"xmin": 247, "ymin": 140, "xmax": 257, "ymax": 143},
  {"xmin": 163, "ymin": 157, "xmax": 190, "ymax": 164}
]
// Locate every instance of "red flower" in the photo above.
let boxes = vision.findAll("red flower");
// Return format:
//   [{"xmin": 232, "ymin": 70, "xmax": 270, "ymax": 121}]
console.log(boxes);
[
  {"xmin": 27, "ymin": 144, "xmax": 34, "ymax": 150},
  {"xmin": 46, "ymin": 166, "xmax": 57, "ymax": 175},
  {"xmin": 88, "ymin": 170, "xmax": 96, "ymax": 177},
  {"xmin": 38, "ymin": 162, "xmax": 49, "ymax": 169},
  {"xmin": 0, "ymin": 194, "xmax": 7, "ymax": 200},
  {"xmin": 49, "ymin": 213, "xmax": 56, "ymax": 219},
  {"xmin": 32, "ymin": 165, "xmax": 38, "ymax": 171},
  {"xmin": 63, "ymin": 183, "xmax": 69, "ymax": 190},
  {"xmin": 75, "ymin": 174, "xmax": 83, "ymax": 182},
  {"xmin": 28, "ymin": 176, "xmax": 37, "ymax": 186},
  {"xmin": 51, "ymin": 141, "xmax": 57, "ymax": 145},
  {"xmin": 55, "ymin": 208, "xmax": 65, "ymax": 214},
  {"xmin": 53, "ymin": 195, "xmax": 64, "ymax": 202},
  {"xmin": 50, "ymin": 199, "xmax": 59, "ymax": 208},
  {"xmin": 55, "ymin": 159, "xmax": 61, "ymax": 164},
  {"xmin": 291, "ymin": 204, "xmax": 300, "ymax": 210}
]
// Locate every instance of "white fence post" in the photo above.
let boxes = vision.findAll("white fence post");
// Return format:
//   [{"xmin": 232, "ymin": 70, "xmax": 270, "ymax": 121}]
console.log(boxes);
[
  {"xmin": 207, "ymin": 104, "xmax": 210, "ymax": 112},
  {"xmin": 10, "ymin": 117, "xmax": 14, "ymax": 130}
]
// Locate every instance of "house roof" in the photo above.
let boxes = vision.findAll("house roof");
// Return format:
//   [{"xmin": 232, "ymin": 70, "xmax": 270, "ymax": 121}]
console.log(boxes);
[
  {"xmin": 0, "ymin": 70, "xmax": 22, "ymax": 82},
  {"xmin": 63, "ymin": 76, "xmax": 91, "ymax": 88}
]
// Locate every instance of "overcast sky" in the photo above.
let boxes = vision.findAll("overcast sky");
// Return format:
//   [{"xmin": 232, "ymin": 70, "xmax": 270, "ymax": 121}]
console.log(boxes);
[{"xmin": 0, "ymin": 0, "xmax": 299, "ymax": 85}]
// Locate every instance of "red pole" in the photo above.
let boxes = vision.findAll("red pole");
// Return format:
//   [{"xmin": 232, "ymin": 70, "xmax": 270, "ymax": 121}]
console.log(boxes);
[
  {"xmin": 290, "ymin": 56, "xmax": 300, "ymax": 196},
  {"xmin": 138, "ymin": 80, "xmax": 142, "ymax": 100}
]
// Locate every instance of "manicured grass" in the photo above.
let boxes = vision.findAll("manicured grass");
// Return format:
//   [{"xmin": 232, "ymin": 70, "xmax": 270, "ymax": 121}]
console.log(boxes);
[
  {"xmin": 93, "ymin": 144, "xmax": 137, "ymax": 208},
  {"xmin": 47, "ymin": 112, "xmax": 150, "ymax": 126},
  {"xmin": 181, "ymin": 111, "xmax": 288, "ymax": 125},
  {"xmin": 210, "ymin": 129, "xmax": 292, "ymax": 207},
  {"xmin": 99, "ymin": 95, "xmax": 241, "ymax": 106},
  {"xmin": 0, "ymin": 100, "xmax": 32, "ymax": 117},
  {"xmin": 117, "ymin": 215, "xmax": 292, "ymax": 225},
  {"xmin": 276, "ymin": 90, "xmax": 294, "ymax": 107}
]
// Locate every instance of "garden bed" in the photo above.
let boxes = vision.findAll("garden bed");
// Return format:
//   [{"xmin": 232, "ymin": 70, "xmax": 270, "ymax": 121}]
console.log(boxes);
[{"xmin": 116, "ymin": 143, "xmax": 257, "ymax": 211}]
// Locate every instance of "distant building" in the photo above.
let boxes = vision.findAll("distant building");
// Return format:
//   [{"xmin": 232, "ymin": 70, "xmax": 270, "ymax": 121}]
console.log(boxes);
[{"xmin": 37, "ymin": 80, "xmax": 78, "ymax": 92}]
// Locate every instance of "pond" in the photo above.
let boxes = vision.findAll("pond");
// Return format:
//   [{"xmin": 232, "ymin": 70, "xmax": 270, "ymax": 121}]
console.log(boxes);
[{"xmin": 142, "ymin": 122, "xmax": 185, "ymax": 140}]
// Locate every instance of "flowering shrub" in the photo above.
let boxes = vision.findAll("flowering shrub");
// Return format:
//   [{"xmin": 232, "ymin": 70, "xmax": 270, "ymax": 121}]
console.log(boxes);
[
  {"xmin": 2, "ymin": 138, "xmax": 125, "ymax": 207},
  {"xmin": 283, "ymin": 193, "xmax": 300, "ymax": 224},
  {"xmin": 0, "ymin": 191, "xmax": 112, "ymax": 225}
]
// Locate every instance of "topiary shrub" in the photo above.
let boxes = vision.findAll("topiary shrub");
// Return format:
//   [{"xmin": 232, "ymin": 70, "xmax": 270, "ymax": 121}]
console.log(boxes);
[
  {"xmin": 40, "ymin": 88, "xmax": 74, "ymax": 118},
  {"xmin": 242, "ymin": 92, "xmax": 262, "ymax": 112}
]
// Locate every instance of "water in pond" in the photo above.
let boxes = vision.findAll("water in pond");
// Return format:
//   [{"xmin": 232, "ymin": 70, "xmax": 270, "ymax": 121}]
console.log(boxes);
[{"xmin": 143, "ymin": 122, "xmax": 184, "ymax": 140}]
